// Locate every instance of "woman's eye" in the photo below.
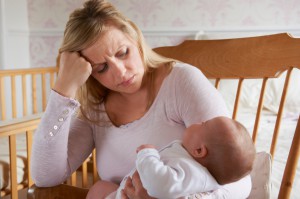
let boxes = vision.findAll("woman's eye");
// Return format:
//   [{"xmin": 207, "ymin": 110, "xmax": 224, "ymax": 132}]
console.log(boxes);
[
  {"xmin": 118, "ymin": 49, "xmax": 128, "ymax": 58},
  {"xmin": 96, "ymin": 64, "xmax": 108, "ymax": 73}
]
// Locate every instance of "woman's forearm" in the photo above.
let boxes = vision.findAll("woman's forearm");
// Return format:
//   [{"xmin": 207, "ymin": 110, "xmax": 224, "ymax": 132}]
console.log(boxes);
[{"xmin": 31, "ymin": 90, "xmax": 80, "ymax": 187}]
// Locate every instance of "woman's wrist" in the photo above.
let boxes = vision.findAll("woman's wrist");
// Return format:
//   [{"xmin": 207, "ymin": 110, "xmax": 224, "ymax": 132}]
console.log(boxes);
[{"xmin": 53, "ymin": 81, "xmax": 77, "ymax": 98}]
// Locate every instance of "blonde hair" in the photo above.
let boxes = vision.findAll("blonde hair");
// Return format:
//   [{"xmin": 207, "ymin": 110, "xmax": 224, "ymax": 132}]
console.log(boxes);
[{"xmin": 58, "ymin": 0, "xmax": 175, "ymax": 124}]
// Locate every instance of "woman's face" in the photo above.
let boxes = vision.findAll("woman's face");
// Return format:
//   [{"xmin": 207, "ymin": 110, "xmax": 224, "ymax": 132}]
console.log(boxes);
[{"xmin": 81, "ymin": 25, "xmax": 145, "ymax": 94}]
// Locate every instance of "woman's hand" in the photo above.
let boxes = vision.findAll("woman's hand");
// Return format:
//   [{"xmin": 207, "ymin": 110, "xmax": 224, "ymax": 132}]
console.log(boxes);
[
  {"xmin": 53, "ymin": 52, "xmax": 92, "ymax": 98},
  {"xmin": 121, "ymin": 171, "xmax": 156, "ymax": 199}
]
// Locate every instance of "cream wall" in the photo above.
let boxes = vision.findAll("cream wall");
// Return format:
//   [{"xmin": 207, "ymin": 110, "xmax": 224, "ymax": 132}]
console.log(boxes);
[
  {"xmin": 1, "ymin": 0, "xmax": 300, "ymax": 69},
  {"xmin": 1, "ymin": 0, "xmax": 30, "ymax": 69},
  {"xmin": 0, "ymin": 0, "xmax": 5, "ymax": 67}
]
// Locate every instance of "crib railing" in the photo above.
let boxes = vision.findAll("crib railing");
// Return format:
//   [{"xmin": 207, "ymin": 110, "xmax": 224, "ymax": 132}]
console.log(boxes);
[
  {"xmin": 0, "ymin": 67, "xmax": 58, "ymax": 121},
  {"xmin": 0, "ymin": 67, "xmax": 97, "ymax": 199},
  {"xmin": 0, "ymin": 114, "xmax": 41, "ymax": 198}
]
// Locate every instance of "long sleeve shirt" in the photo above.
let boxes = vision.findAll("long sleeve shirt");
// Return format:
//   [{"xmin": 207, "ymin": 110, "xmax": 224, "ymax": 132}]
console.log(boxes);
[{"xmin": 31, "ymin": 63, "xmax": 251, "ymax": 198}]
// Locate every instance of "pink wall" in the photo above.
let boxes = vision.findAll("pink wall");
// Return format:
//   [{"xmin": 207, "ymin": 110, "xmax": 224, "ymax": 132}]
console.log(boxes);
[{"xmin": 28, "ymin": 0, "xmax": 300, "ymax": 67}]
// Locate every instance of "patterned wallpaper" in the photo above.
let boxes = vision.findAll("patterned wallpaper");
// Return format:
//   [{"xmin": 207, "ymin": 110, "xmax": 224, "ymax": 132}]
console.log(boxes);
[{"xmin": 27, "ymin": 0, "xmax": 300, "ymax": 67}]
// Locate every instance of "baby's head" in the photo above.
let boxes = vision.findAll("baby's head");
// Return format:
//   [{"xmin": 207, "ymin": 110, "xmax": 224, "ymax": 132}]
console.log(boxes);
[{"xmin": 182, "ymin": 116, "xmax": 256, "ymax": 185}]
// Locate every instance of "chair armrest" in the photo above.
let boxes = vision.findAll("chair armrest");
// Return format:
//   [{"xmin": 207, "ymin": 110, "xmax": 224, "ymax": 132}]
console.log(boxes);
[{"xmin": 27, "ymin": 184, "xmax": 89, "ymax": 199}]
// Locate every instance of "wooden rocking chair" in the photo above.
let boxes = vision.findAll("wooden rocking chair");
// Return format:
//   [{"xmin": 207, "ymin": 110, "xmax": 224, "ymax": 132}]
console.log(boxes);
[{"xmin": 26, "ymin": 33, "xmax": 300, "ymax": 199}]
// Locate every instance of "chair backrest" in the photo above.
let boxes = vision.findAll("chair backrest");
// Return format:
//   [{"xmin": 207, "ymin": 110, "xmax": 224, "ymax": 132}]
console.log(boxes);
[{"xmin": 154, "ymin": 33, "xmax": 300, "ymax": 199}]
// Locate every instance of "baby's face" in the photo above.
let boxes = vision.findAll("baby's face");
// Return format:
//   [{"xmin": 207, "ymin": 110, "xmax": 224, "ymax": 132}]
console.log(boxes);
[
  {"xmin": 182, "ymin": 121, "xmax": 210, "ymax": 155},
  {"xmin": 182, "ymin": 117, "xmax": 230, "ymax": 155}
]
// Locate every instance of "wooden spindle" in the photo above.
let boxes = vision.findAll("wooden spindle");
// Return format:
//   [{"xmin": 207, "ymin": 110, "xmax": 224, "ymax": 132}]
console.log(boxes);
[
  {"xmin": 232, "ymin": 78, "xmax": 244, "ymax": 120},
  {"xmin": 270, "ymin": 68, "xmax": 293, "ymax": 159},
  {"xmin": 22, "ymin": 75, "xmax": 28, "ymax": 116},
  {"xmin": 252, "ymin": 78, "xmax": 268, "ymax": 143}
]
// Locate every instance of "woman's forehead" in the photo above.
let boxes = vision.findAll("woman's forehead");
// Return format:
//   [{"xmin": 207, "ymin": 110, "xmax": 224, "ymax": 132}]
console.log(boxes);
[{"xmin": 82, "ymin": 27, "xmax": 131, "ymax": 61}]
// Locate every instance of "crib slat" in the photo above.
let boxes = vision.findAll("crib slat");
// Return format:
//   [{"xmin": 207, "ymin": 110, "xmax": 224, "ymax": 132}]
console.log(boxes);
[
  {"xmin": 71, "ymin": 172, "xmax": 77, "ymax": 186},
  {"xmin": 270, "ymin": 68, "xmax": 292, "ymax": 159},
  {"xmin": 42, "ymin": 73, "xmax": 47, "ymax": 111},
  {"xmin": 32, "ymin": 74, "xmax": 37, "ymax": 114},
  {"xmin": 22, "ymin": 75, "xmax": 28, "ymax": 116},
  {"xmin": 9, "ymin": 134, "xmax": 18, "ymax": 199},
  {"xmin": 92, "ymin": 149, "xmax": 99, "ymax": 183},
  {"xmin": 50, "ymin": 72, "xmax": 55, "ymax": 88},
  {"xmin": 232, "ymin": 78, "xmax": 244, "ymax": 120},
  {"xmin": 278, "ymin": 116, "xmax": 300, "ymax": 199},
  {"xmin": 27, "ymin": 130, "xmax": 34, "ymax": 186},
  {"xmin": 82, "ymin": 160, "xmax": 88, "ymax": 188},
  {"xmin": 0, "ymin": 76, "xmax": 5, "ymax": 120},
  {"xmin": 11, "ymin": 75, "xmax": 17, "ymax": 118},
  {"xmin": 252, "ymin": 78, "xmax": 268, "ymax": 143}
]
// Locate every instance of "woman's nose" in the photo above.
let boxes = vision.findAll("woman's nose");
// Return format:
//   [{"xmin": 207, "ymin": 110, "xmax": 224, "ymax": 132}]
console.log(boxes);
[{"xmin": 110, "ymin": 60, "xmax": 126, "ymax": 78}]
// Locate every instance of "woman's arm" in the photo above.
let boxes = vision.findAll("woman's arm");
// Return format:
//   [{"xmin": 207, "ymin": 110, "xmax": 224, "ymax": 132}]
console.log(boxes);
[
  {"xmin": 171, "ymin": 64, "xmax": 230, "ymax": 126},
  {"xmin": 31, "ymin": 91, "xmax": 94, "ymax": 187}
]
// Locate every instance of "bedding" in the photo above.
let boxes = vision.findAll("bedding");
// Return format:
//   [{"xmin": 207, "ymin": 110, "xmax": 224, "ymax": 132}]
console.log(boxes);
[
  {"xmin": 213, "ymin": 72, "xmax": 300, "ymax": 198},
  {"xmin": 238, "ymin": 110, "xmax": 299, "ymax": 199},
  {"xmin": 214, "ymin": 70, "xmax": 300, "ymax": 115}
]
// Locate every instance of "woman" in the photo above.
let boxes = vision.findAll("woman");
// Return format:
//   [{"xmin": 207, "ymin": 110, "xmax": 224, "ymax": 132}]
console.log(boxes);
[{"xmin": 31, "ymin": 0, "xmax": 252, "ymax": 198}]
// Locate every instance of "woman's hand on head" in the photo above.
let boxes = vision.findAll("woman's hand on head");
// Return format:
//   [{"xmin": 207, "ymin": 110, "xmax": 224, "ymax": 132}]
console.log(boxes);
[
  {"xmin": 53, "ymin": 51, "xmax": 92, "ymax": 98},
  {"xmin": 121, "ymin": 171, "xmax": 156, "ymax": 199}
]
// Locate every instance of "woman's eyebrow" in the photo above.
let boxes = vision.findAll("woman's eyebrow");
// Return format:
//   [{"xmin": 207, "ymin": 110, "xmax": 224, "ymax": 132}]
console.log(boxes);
[{"xmin": 79, "ymin": 51, "xmax": 105, "ymax": 67}]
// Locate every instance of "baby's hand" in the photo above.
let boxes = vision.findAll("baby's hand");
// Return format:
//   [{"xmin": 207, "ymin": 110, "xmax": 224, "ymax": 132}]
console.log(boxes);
[{"xmin": 136, "ymin": 144, "xmax": 156, "ymax": 153}]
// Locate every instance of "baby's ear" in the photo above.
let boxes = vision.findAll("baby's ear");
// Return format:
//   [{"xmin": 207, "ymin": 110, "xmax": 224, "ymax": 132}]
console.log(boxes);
[{"xmin": 193, "ymin": 145, "xmax": 207, "ymax": 158}]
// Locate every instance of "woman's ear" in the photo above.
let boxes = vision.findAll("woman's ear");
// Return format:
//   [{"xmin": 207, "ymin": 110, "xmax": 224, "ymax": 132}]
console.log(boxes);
[{"xmin": 193, "ymin": 145, "xmax": 207, "ymax": 158}]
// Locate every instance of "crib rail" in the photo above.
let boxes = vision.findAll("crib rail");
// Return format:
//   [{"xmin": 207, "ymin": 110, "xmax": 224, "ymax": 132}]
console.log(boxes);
[
  {"xmin": 0, "ymin": 114, "xmax": 41, "ymax": 198},
  {"xmin": 0, "ymin": 115, "xmax": 98, "ymax": 199},
  {"xmin": 0, "ymin": 67, "xmax": 58, "ymax": 121},
  {"xmin": 0, "ymin": 67, "xmax": 97, "ymax": 199}
]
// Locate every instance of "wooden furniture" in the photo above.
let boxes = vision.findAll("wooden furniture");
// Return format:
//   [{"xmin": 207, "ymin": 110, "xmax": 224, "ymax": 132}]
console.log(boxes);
[
  {"xmin": 1, "ymin": 33, "xmax": 299, "ymax": 199},
  {"xmin": 0, "ymin": 67, "xmax": 96, "ymax": 199},
  {"xmin": 154, "ymin": 33, "xmax": 300, "ymax": 199},
  {"xmin": 0, "ymin": 67, "xmax": 57, "ymax": 198},
  {"xmin": 27, "ymin": 184, "xmax": 89, "ymax": 199},
  {"xmin": 0, "ymin": 67, "xmax": 57, "ymax": 120}
]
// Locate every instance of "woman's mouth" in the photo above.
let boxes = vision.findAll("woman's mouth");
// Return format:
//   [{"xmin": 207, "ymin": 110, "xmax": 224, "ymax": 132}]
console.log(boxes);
[{"xmin": 119, "ymin": 75, "xmax": 135, "ymax": 87}]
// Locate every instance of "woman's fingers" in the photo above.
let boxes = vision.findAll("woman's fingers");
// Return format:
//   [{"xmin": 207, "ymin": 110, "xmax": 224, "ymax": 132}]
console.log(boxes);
[
  {"xmin": 121, "ymin": 190, "xmax": 129, "ymax": 199},
  {"xmin": 123, "ymin": 176, "xmax": 135, "ymax": 198},
  {"xmin": 123, "ymin": 171, "xmax": 155, "ymax": 199},
  {"xmin": 131, "ymin": 171, "xmax": 143, "ymax": 191},
  {"xmin": 54, "ymin": 51, "xmax": 92, "ymax": 98}
]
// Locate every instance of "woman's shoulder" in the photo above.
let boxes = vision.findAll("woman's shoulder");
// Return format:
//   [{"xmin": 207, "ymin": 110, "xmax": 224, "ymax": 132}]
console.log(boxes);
[
  {"xmin": 172, "ymin": 62, "xmax": 199, "ymax": 72},
  {"xmin": 165, "ymin": 62, "xmax": 206, "ymax": 87},
  {"xmin": 169, "ymin": 62, "xmax": 203, "ymax": 79}
]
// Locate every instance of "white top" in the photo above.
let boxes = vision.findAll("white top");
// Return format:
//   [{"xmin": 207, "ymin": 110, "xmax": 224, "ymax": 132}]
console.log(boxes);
[
  {"xmin": 115, "ymin": 140, "xmax": 220, "ymax": 199},
  {"xmin": 31, "ymin": 63, "xmax": 251, "ymax": 198}
]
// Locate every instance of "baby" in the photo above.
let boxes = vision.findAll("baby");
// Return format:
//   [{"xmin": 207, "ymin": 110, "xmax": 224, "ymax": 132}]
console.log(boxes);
[{"xmin": 112, "ymin": 116, "xmax": 256, "ymax": 199}]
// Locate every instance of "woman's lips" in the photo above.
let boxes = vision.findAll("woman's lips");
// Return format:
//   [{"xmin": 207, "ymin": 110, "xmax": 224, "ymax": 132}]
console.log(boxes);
[{"xmin": 119, "ymin": 75, "xmax": 135, "ymax": 87}]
